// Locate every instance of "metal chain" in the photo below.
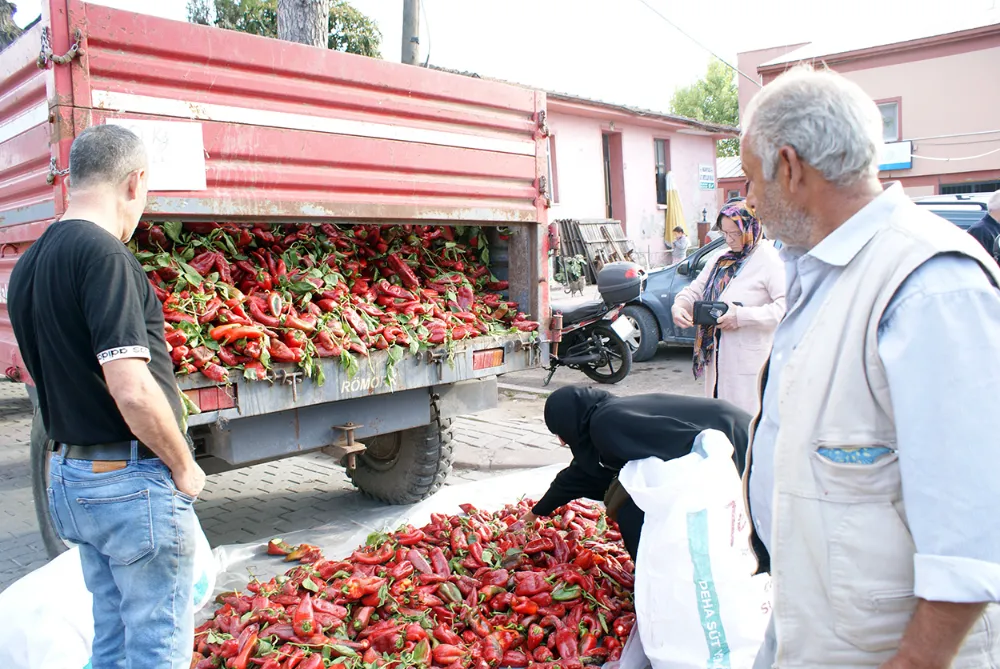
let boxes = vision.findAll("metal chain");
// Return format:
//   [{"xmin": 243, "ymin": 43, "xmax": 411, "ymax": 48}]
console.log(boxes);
[
  {"xmin": 46, "ymin": 157, "xmax": 70, "ymax": 185},
  {"xmin": 36, "ymin": 28, "xmax": 83, "ymax": 69}
]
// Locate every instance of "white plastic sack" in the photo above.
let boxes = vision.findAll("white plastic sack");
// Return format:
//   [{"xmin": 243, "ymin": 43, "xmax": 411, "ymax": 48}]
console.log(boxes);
[
  {"xmin": 0, "ymin": 522, "xmax": 218, "ymax": 669},
  {"xmin": 619, "ymin": 430, "xmax": 771, "ymax": 669}
]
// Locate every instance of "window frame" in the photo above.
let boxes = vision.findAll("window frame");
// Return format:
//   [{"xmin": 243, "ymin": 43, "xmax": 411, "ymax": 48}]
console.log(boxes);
[
  {"xmin": 546, "ymin": 135, "xmax": 560, "ymax": 205},
  {"xmin": 654, "ymin": 137, "xmax": 671, "ymax": 206},
  {"xmin": 875, "ymin": 98, "xmax": 902, "ymax": 143}
]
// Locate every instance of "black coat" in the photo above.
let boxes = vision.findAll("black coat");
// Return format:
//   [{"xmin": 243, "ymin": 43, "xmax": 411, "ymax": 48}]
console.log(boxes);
[
  {"xmin": 532, "ymin": 387, "xmax": 752, "ymax": 561},
  {"xmin": 967, "ymin": 213, "xmax": 1000, "ymax": 258}
]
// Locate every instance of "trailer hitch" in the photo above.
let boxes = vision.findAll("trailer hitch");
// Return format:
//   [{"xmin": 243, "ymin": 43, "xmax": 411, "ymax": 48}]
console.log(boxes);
[{"xmin": 323, "ymin": 422, "xmax": 367, "ymax": 470}]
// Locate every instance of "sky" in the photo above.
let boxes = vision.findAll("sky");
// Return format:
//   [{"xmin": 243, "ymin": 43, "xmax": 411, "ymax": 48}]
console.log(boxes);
[{"xmin": 12, "ymin": 0, "xmax": 1000, "ymax": 115}]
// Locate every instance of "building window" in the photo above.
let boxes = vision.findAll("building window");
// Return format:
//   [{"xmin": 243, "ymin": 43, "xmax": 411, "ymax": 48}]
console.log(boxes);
[
  {"xmin": 940, "ymin": 180, "xmax": 1000, "ymax": 195},
  {"xmin": 727, "ymin": 189, "xmax": 741, "ymax": 201},
  {"xmin": 654, "ymin": 138, "xmax": 671, "ymax": 205},
  {"xmin": 878, "ymin": 101, "xmax": 900, "ymax": 142},
  {"xmin": 547, "ymin": 135, "xmax": 560, "ymax": 204}
]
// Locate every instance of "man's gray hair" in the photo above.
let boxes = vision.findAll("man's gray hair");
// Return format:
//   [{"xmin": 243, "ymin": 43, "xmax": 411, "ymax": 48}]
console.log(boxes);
[
  {"xmin": 68, "ymin": 124, "xmax": 147, "ymax": 190},
  {"xmin": 742, "ymin": 65, "xmax": 883, "ymax": 188},
  {"xmin": 989, "ymin": 189, "xmax": 1000, "ymax": 215}
]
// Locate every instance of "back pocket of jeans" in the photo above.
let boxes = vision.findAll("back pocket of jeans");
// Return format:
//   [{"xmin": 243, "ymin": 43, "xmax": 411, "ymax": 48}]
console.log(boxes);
[{"xmin": 77, "ymin": 489, "xmax": 155, "ymax": 565}]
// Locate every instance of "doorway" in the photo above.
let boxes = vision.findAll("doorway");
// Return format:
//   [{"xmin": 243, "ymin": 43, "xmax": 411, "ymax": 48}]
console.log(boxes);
[{"xmin": 602, "ymin": 132, "xmax": 627, "ymax": 230}]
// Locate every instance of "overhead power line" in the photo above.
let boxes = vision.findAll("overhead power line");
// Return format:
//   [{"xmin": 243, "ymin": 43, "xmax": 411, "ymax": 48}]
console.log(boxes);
[{"xmin": 632, "ymin": 0, "xmax": 762, "ymax": 88}]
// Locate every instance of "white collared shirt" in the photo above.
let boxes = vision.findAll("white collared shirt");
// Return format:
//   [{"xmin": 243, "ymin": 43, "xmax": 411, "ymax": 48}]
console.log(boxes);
[{"xmin": 750, "ymin": 184, "xmax": 1000, "ymax": 603}]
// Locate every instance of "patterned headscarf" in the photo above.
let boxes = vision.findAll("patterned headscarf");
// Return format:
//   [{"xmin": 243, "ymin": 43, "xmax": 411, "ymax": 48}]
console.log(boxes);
[{"xmin": 693, "ymin": 205, "xmax": 763, "ymax": 379}]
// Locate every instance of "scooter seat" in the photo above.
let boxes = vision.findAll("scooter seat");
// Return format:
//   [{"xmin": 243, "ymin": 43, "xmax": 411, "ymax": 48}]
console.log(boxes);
[{"xmin": 551, "ymin": 298, "xmax": 607, "ymax": 325}]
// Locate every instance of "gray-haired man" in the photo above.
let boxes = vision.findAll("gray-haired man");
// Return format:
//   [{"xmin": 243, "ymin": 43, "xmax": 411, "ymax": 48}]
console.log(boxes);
[
  {"xmin": 741, "ymin": 66, "xmax": 1000, "ymax": 668},
  {"xmin": 8, "ymin": 124, "xmax": 206, "ymax": 669}
]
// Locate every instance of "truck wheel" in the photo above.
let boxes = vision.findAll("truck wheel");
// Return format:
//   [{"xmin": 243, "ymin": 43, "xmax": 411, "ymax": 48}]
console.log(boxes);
[
  {"xmin": 622, "ymin": 305, "xmax": 660, "ymax": 362},
  {"xmin": 349, "ymin": 402, "xmax": 454, "ymax": 504},
  {"xmin": 30, "ymin": 409, "xmax": 68, "ymax": 558}
]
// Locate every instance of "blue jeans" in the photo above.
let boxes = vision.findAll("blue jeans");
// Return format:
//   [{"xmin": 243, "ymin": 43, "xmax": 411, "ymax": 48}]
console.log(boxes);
[{"xmin": 47, "ymin": 448, "xmax": 199, "ymax": 669}]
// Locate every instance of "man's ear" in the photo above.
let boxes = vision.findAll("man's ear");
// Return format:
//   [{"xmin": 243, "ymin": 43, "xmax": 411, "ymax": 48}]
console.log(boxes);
[
  {"xmin": 126, "ymin": 169, "xmax": 146, "ymax": 200},
  {"xmin": 778, "ymin": 146, "xmax": 805, "ymax": 194}
]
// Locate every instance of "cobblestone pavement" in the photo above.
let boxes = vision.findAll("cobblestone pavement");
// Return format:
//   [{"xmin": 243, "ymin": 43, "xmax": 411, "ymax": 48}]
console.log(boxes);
[{"xmin": 0, "ymin": 382, "xmax": 566, "ymax": 592}]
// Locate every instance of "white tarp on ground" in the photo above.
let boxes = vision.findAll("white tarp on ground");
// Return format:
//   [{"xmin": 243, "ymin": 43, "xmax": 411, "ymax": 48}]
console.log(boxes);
[{"xmin": 0, "ymin": 455, "xmax": 771, "ymax": 669}]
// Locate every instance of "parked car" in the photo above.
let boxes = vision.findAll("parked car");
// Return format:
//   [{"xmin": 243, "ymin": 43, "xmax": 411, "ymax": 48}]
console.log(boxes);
[
  {"xmin": 913, "ymin": 194, "xmax": 991, "ymax": 230},
  {"xmin": 620, "ymin": 236, "xmax": 728, "ymax": 361}
]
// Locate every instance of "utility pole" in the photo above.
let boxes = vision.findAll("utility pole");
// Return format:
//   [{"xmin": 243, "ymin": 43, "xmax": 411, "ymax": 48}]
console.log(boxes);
[{"xmin": 401, "ymin": 0, "xmax": 420, "ymax": 65}]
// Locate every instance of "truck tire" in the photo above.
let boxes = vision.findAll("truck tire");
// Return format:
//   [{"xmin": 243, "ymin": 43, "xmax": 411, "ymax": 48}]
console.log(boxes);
[
  {"xmin": 349, "ymin": 402, "xmax": 454, "ymax": 504},
  {"xmin": 622, "ymin": 305, "xmax": 660, "ymax": 362},
  {"xmin": 30, "ymin": 409, "xmax": 68, "ymax": 558}
]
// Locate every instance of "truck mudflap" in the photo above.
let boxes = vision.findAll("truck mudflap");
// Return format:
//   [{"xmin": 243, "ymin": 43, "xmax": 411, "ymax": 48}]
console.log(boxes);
[{"xmin": 182, "ymin": 333, "xmax": 543, "ymax": 427}]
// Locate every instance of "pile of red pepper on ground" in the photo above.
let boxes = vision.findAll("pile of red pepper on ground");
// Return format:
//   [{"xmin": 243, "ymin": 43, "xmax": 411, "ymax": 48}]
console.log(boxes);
[
  {"xmin": 191, "ymin": 500, "xmax": 635, "ymax": 669},
  {"xmin": 132, "ymin": 222, "xmax": 540, "ymax": 386}
]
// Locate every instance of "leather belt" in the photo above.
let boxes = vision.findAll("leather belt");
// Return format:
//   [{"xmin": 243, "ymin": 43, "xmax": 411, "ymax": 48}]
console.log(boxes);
[{"xmin": 55, "ymin": 441, "xmax": 158, "ymax": 462}]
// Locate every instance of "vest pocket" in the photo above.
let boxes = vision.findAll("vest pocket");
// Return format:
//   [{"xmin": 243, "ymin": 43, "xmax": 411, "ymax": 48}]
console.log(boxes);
[{"xmin": 811, "ymin": 451, "xmax": 916, "ymax": 652}]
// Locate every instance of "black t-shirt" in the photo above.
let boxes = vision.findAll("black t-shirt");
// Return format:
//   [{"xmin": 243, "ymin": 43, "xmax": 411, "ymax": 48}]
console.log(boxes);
[{"xmin": 8, "ymin": 219, "xmax": 182, "ymax": 445}]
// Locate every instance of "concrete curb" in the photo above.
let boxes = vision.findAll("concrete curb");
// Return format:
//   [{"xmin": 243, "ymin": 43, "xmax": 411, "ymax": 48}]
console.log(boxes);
[{"xmin": 498, "ymin": 383, "xmax": 553, "ymax": 397}]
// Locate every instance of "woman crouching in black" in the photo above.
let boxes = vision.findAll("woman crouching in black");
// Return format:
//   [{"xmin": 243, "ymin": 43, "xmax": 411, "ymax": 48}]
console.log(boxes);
[{"xmin": 523, "ymin": 386, "xmax": 751, "ymax": 562}]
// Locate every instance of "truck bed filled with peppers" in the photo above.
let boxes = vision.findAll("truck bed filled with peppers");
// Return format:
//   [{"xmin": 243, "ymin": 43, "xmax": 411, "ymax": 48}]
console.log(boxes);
[
  {"xmin": 133, "ymin": 221, "xmax": 540, "ymax": 385},
  {"xmin": 192, "ymin": 500, "xmax": 635, "ymax": 669}
]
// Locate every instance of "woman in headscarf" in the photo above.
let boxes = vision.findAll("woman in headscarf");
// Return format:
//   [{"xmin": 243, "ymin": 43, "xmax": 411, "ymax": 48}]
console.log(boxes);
[
  {"xmin": 671, "ymin": 204, "xmax": 786, "ymax": 415},
  {"xmin": 522, "ymin": 386, "xmax": 752, "ymax": 562}
]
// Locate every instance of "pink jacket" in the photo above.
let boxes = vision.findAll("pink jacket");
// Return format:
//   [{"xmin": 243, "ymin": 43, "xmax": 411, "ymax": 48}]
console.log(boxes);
[{"xmin": 674, "ymin": 241, "xmax": 786, "ymax": 416}]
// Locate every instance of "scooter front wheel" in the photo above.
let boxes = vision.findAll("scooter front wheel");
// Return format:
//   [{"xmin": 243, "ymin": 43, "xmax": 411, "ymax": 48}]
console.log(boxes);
[{"xmin": 580, "ymin": 324, "xmax": 633, "ymax": 384}]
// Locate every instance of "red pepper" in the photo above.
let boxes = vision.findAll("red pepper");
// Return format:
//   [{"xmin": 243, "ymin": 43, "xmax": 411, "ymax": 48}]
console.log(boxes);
[
  {"xmin": 163, "ymin": 309, "xmax": 196, "ymax": 324},
  {"xmin": 268, "ymin": 338, "xmax": 300, "ymax": 364},
  {"xmin": 502, "ymin": 651, "xmax": 530, "ymax": 668},
  {"xmin": 352, "ymin": 605, "xmax": 375, "ymax": 632},
  {"xmin": 317, "ymin": 298, "xmax": 338, "ymax": 313},
  {"xmin": 249, "ymin": 301, "xmax": 280, "ymax": 327},
  {"xmin": 512, "ymin": 595, "xmax": 539, "ymax": 615},
  {"xmin": 201, "ymin": 362, "xmax": 228, "ymax": 384},
  {"xmin": 387, "ymin": 254, "xmax": 421, "ymax": 290},
  {"xmin": 449, "ymin": 527, "xmax": 469, "ymax": 554},
  {"xmin": 428, "ymin": 546, "xmax": 450, "ymax": 578},
  {"xmin": 406, "ymin": 549, "xmax": 433, "ymax": 575},
  {"xmin": 283, "ymin": 329, "xmax": 309, "ymax": 349},
  {"xmin": 433, "ymin": 645, "xmax": 466, "ymax": 666},
  {"xmin": 189, "ymin": 250, "xmax": 217, "ymax": 275},
  {"xmin": 527, "ymin": 624, "xmax": 546, "ymax": 651},
  {"xmin": 210, "ymin": 323, "xmax": 265, "ymax": 344},
  {"xmin": 285, "ymin": 313, "xmax": 317, "ymax": 332},
  {"xmin": 514, "ymin": 572, "xmax": 551, "ymax": 596},
  {"xmin": 532, "ymin": 647, "xmax": 555, "ymax": 663},
  {"xmin": 297, "ymin": 654, "xmax": 323, "ymax": 669},
  {"xmin": 170, "ymin": 345, "xmax": 190, "ymax": 365},
  {"xmin": 434, "ymin": 624, "xmax": 462, "ymax": 646},
  {"xmin": 342, "ymin": 307, "xmax": 368, "ymax": 337},
  {"xmin": 352, "ymin": 542, "xmax": 394, "ymax": 565},
  {"xmin": 292, "ymin": 594, "xmax": 315, "ymax": 637}
]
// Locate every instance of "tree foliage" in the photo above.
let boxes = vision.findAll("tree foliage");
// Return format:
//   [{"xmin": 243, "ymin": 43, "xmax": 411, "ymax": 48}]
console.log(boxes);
[
  {"xmin": 0, "ymin": 1, "xmax": 23, "ymax": 52},
  {"xmin": 187, "ymin": 0, "xmax": 381, "ymax": 57},
  {"xmin": 670, "ymin": 58, "xmax": 740, "ymax": 157}
]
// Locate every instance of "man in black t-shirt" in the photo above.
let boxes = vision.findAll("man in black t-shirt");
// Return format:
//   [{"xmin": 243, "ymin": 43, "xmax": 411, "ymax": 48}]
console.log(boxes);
[{"xmin": 8, "ymin": 124, "xmax": 206, "ymax": 669}]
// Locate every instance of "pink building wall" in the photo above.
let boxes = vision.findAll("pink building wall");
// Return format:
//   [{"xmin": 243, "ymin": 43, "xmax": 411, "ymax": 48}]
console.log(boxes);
[
  {"xmin": 736, "ymin": 43, "xmax": 808, "ymax": 119},
  {"xmin": 749, "ymin": 25, "xmax": 1000, "ymax": 193},
  {"xmin": 547, "ymin": 109, "xmax": 722, "ymax": 266}
]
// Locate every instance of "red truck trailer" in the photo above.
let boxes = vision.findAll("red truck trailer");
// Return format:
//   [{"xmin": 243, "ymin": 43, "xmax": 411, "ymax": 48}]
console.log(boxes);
[{"xmin": 0, "ymin": 0, "xmax": 551, "ymax": 556}]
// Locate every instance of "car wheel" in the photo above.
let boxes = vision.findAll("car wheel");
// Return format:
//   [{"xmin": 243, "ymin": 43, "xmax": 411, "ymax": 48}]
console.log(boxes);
[{"xmin": 622, "ymin": 305, "xmax": 660, "ymax": 362}]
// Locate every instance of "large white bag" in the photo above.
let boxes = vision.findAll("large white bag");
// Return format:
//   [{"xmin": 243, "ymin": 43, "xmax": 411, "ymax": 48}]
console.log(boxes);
[
  {"xmin": 0, "ymin": 523, "xmax": 217, "ymax": 669},
  {"xmin": 618, "ymin": 430, "xmax": 771, "ymax": 669}
]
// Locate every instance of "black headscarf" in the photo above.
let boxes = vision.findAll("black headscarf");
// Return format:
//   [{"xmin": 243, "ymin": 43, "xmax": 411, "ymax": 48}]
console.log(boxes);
[{"xmin": 543, "ymin": 386, "xmax": 612, "ymax": 475}]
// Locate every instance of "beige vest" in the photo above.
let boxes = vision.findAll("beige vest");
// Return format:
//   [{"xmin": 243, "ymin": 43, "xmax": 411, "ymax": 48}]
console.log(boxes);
[{"xmin": 744, "ymin": 206, "xmax": 1000, "ymax": 667}]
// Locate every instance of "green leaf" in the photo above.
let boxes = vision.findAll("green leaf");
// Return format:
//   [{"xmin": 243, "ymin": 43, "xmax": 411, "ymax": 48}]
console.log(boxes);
[
  {"xmin": 290, "ymin": 280, "xmax": 316, "ymax": 295},
  {"xmin": 341, "ymin": 349, "xmax": 360, "ymax": 380},
  {"xmin": 322, "ymin": 646, "xmax": 332, "ymax": 661},
  {"xmin": 598, "ymin": 612, "xmax": 609, "ymax": 634},
  {"xmin": 259, "ymin": 345, "xmax": 272, "ymax": 369},
  {"xmin": 221, "ymin": 233, "xmax": 239, "ymax": 257},
  {"xmin": 596, "ymin": 515, "xmax": 608, "ymax": 535},
  {"xmin": 163, "ymin": 220, "xmax": 184, "ymax": 243},
  {"xmin": 366, "ymin": 530, "xmax": 391, "ymax": 548},
  {"xmin": 182, "ymin": 246, "xmax": 196, "ymax": 262},
  {"xmin": 302, "ymin": 577, "xmax": 319, "ymax": 593},
  {"xmin": 377, "ymin": 582, "xmax": 390, "ymax": 607},
  {"xmin": 257, "ymin": 639, "xmax": 274, "ymax": 656},
  {"xmin": 175, "ymin": 257, "xmax": 204, "ymax": 286},
  {"xmin": 481, "ymin": 248, "xmax": 490, "ymax": 265},
  {"xmin": 445, "ymin": 241, "xmax": 456, "ymax": 249}
]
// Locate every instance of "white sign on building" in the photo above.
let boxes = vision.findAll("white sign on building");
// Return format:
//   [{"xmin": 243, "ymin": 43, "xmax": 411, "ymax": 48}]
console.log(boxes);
[{"xmin": 698, "ymin": 164, "xmax": 716, "ymax": 190}]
